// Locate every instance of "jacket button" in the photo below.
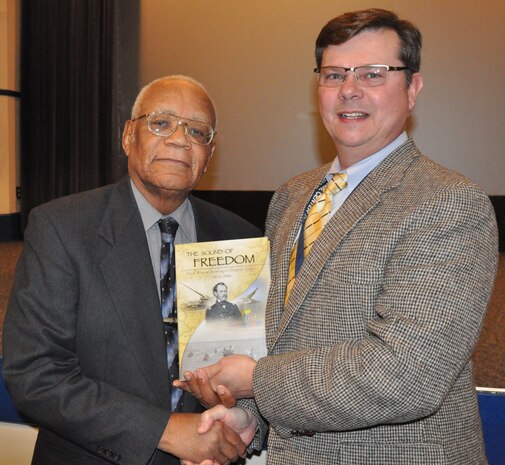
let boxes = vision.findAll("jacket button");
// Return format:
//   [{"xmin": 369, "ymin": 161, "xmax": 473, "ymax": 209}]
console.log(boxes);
[{"xmin": 291, "ymin": 430, "xmax": 315, "ymax": 437}]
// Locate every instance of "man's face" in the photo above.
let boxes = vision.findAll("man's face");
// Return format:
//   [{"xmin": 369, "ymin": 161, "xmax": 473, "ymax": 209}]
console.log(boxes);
[
  {"xmin": 122, "ymin": 80, "xmax": 216, "ymax": 210},
  {"xmin": 318, "ymin": 28, "xmax": 423, "ymax": 166},
  {"xmin": 214, "ymin": 285, "xmax": 228, "ymax": 302}
]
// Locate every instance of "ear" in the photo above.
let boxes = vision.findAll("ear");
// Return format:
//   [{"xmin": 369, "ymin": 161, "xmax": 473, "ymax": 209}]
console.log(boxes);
[
  {"xmin": 407, "ymin": 73, "xmax": 423, "ymax": 111},
  {"xmin": 203, "ymin": 143, "xmax": 216, "ymax": 173},
  {"xmin": 122, "ymin": 120, "xmax": 135, "ymax": 156}
]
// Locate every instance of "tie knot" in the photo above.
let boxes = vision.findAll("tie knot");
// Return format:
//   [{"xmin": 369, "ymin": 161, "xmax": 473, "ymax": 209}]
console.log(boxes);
[
  {"xmin": 326, "ymin": 172, "xmax": 347, "ymax": 195},
  {"xmin": 158, "ymin": 217, "xmax": 179, "ymax": 240}
]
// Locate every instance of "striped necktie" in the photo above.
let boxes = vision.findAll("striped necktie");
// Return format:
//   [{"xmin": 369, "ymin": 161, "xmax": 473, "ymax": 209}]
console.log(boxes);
[
  {"xmin": 285, "ymin": 173, "xmax": 347, "ymax": 303},
  {"xmin": 158, "ymin": 217, "xmax": 182, "ymax": 411}
]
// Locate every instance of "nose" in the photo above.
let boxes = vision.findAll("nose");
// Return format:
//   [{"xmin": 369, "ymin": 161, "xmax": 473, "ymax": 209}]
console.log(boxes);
[
  {"xmin": 339, "ymin": 71, "xmax": 363, "ymax": 100},
  {"xmin": 163, "ymin": 122, "xmax": 190, "ymax": 147}
]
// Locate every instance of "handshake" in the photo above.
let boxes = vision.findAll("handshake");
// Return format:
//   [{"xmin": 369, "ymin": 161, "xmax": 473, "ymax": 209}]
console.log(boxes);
[{"xmin": 161, "ymin": 355, "xmax": 258, "ymax": 465}]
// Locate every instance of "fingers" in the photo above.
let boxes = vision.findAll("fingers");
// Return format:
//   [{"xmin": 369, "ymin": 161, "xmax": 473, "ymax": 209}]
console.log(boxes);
[
  {"xmin": 173, "ymin": 371, "xmax": 213, "ymax": 407},
  {"xmin": 173, "ymin": 373, "xmax": 193, "ymax": 394},
  {"xmin": 198, "ymin": 405, "xmax": 256, "ymax": 446},
  {"xmin": 181, "ymin": 459, "xmax": 216, "ymax": 465},
  {"xmin": 176, "ymin": 369, "xmax": 225, "ymax": 408},
  {"xmin": 177, "ymin": 371, "xmax": 201, "ymax": 399},
  {"xmin": 216, "ymin": 385, "xmax": 237, "ymax": 408},
  {"xmin": 166, "ymin": 413, "xmax": 244, "ymax": 464},
  {"xmin": 198, "ymin": 405, "xmax": 228, "ymax": 434},
  {"xmin": 197, "ymin": 406, "xmax": 251, "ymax": 455},
  {"xmin": 213, "ymin": 421, "xmax": 246, "ymax": 462},
  {"xmin": 197, "ymin": 413, "xmax": 216, "ymax": 435},
  {"xmin": 203, "ymin": 420, "xmax": 245, "ymax": 465},
  {"xmin": 180, "ymin": 461, "xmax": 215, "ymax": 465},
  {"xmin": 195, "ymin": 369, "xmax": 221, "ymax": 405},
  {"xmin": 222, "ymin": 423, "xmax": 247, "ymax": 458},
  {"xmin": 173, "ymin": 359, "xmax": 244, "ymax": 408}
]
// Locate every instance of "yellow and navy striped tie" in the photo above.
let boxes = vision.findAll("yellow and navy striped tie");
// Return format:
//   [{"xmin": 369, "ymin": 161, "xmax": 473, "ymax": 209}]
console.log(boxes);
[{"xmin": 285, "ymin": 173, "xmax": 347, "ymax": 303}]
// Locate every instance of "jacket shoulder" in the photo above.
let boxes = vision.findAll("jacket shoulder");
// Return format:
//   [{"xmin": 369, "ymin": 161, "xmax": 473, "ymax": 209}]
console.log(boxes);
[{"xmin": 31, "ymin": 183, "xmax": 117, "ymax": 220}]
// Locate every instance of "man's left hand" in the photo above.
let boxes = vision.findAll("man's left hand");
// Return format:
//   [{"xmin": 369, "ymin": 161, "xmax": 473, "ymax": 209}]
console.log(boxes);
[
  {"xmin": 174, "ymin": 368, "xmax": 237, "ymax": 409},
  {"xmin": 174, "ymin": 354, "xmax": 256, "ymax": 403}
]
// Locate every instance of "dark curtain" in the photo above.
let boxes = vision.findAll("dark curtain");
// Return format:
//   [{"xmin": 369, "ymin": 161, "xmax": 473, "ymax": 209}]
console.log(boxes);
[{"xmin": 20, "ymin": 0, "xmax": 138, "ymax": 227}]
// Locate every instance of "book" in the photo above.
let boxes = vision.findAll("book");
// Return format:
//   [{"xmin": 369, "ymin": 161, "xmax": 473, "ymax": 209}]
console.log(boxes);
[{"xmin": 175, "ymin": 236, "xmax": 270, "ymax": 374}]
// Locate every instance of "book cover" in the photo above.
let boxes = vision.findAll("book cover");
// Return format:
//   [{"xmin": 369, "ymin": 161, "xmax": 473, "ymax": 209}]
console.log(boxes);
[{"xmin": 175, "ymin": 236, "xmax": 270, "ymax": 374}]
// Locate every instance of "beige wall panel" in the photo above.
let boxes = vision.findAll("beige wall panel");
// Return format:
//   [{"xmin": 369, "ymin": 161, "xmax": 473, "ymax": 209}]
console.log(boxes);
[
  {"xmin": 0, "ymin": 0, "xmax": 20, "ymax": 214},
  {"xmin": 140, "ymin": 0, "xmax": 505, "ymax": 194}
]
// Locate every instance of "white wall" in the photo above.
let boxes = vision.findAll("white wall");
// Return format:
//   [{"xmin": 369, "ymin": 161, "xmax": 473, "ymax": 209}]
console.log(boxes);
[{"xmin": 139, "ymin": 0, "xmax": 505, "ymax": 195}]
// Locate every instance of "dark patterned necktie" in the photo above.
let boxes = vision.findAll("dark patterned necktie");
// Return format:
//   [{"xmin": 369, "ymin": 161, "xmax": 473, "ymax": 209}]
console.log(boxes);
[
  {"xmin": 285, "ymin": 173, "xmax": 347, "ymax": 303},
  {"xmin": 158, "ymin": 217, "xmax": 181, "ymax": 411}
]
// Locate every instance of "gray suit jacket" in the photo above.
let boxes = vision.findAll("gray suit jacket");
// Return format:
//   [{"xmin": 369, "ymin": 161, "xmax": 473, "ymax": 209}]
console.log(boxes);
[
  {"xmin": 2, "ymin": 176, "xmax": 261, "ymax": 465},
  {"xmin": 246, "ymin": 139, "xmax": 498, "ymax": 465}
]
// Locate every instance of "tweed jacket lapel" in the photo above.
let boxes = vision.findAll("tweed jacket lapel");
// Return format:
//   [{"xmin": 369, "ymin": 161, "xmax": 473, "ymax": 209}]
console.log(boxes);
[
  {"xmin": 265, "ymin": 167, "xmax": 325, "ymax": 343},
  {"xmin": 98, "ymin": 178, "xmax": 170, "ymax": 405},
  {"xmin": 271, "ymin": 140, "xmax": 420, "ymax": 349}
]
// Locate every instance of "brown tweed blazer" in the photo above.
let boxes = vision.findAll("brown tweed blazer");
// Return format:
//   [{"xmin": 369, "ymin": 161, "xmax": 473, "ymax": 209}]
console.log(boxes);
[{"xmin": 247, "ymin": 139, "xmax": 498, "ymax": 465}]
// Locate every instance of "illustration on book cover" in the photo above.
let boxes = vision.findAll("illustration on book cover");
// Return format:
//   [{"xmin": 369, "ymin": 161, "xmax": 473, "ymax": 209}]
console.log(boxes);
[{"xmin": 175, "ymin": 236, "xmax": 270, "ymax": 373}]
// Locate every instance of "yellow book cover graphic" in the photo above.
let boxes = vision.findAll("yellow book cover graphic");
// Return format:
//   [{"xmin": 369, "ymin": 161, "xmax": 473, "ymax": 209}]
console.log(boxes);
[{"xmin": 175, "ymin": 236, "xmax": 270, "ymax": 373}]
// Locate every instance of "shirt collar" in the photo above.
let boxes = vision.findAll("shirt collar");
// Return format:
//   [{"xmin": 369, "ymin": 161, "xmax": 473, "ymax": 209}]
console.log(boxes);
[
  {"xmin": 130, "ymin": 179, "xmax": 193, "ymax": 239},
  {"xmin": 328, "ymin": 132, "xmax": 408, "ymax": 190}
]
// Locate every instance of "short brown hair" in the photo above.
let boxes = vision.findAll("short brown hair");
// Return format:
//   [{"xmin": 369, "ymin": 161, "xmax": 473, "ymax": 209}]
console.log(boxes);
[{"xmin": 315, "ymin": 9, "xmax": 422, "ymax": 86}]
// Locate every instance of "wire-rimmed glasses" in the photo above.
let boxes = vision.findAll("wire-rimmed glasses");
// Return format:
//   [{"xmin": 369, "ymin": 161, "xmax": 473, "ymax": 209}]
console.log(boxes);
[
  {"xmin": 132, "ymin": 112, "xmax": 216, "ymax": 145},
  {"xmin": 314, "ymin": 64, "xmax": 412, "ymax": 88}
]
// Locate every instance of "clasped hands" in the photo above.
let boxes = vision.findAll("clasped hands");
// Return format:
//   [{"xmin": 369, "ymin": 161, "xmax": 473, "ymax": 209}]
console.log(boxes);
[{"xmin": 173, "ymin": 355, "xmax": 258, "ymax": 465}]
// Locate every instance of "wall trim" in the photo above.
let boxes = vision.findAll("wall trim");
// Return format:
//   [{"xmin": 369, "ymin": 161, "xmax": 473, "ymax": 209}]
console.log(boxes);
[
  {"xmin": 0, "ymin": 89, "xmax": 21, "ymax": 98},
  {"xmin": 3, "ymin": 194, "xmax": 504, "ymax": 250}
]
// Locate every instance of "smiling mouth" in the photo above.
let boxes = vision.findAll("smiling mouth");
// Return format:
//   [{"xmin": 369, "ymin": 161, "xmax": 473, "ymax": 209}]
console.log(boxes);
[{"xmin": 339, "ymin": 112, "xmax": 368, "ymax": 120}]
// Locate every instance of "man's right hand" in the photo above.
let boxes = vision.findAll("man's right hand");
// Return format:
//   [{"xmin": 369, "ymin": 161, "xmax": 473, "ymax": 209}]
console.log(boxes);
[
  {"xmin": 180, "ymin": 406, "xmax": 257, "ymax": 465},
  {"xmin": 198, "ymin": 406, "xmax": 257, "ymax": 445},
  {"xmin": 158, "ymin": 413, "xmax": 246, "ymax": 465}
]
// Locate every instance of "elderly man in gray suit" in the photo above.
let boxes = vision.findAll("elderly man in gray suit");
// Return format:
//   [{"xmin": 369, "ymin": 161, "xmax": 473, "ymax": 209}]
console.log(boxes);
[
  {"xmin": 177, "ymin": 9, "xmax": 498, "ymax": 465},
  {"xmin": 2, "ymin": 75, "xmax": 261, "ymax": 465}
]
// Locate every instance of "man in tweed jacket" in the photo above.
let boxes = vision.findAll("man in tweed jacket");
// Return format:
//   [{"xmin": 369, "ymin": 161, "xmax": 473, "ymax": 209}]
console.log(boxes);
[{"xmin": 179, "ymin": 9, "xmax": 498, "ymax": 465}]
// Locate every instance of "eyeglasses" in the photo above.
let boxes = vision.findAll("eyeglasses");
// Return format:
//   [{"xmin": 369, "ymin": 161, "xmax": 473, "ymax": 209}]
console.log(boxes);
[
  {"xmin": 132, "ymin": 111, "xmax": 216, "ymax": 145},
  {"xmin": 314, "ymin": 64, "xmax": 412, "ymax": 88}
]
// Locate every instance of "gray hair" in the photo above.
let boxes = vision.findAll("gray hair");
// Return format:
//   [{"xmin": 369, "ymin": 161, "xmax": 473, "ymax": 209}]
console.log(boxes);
[{"xmin": 130, "ymin": 75, "xmax": 217, "ymax": 126}]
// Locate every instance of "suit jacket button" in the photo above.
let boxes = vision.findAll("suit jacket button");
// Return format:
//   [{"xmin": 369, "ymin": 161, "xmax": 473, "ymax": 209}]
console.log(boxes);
[{"xmin": 291, "ymin": 430, "xmax": 315, "ymax": 437}]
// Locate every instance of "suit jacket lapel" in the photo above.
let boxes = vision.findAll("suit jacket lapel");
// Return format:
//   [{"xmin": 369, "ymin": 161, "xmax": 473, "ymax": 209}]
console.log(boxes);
[
  {"xmin": 189, "ymin": 195, "xmax": 216, "ymax": 242},
  {"xmin": 271, "ymin": 141, "xmax": 420, "ymax": 348},
  {"xmin": 98, "ymin": 178, "xmax": 170, "ymax": 405}
]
